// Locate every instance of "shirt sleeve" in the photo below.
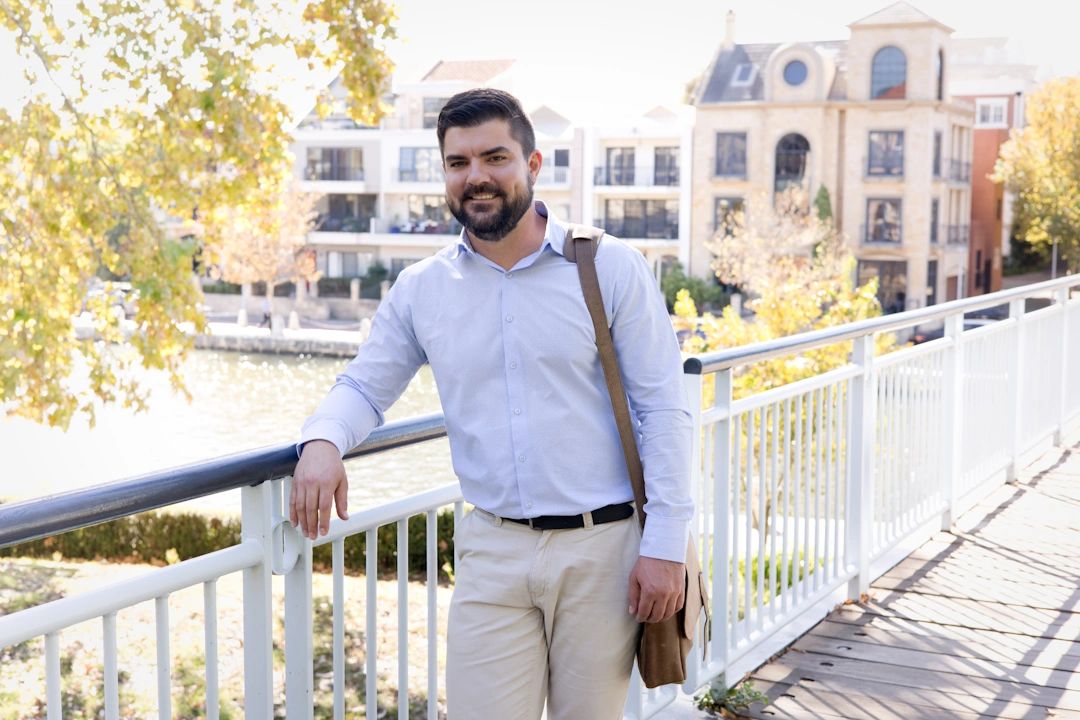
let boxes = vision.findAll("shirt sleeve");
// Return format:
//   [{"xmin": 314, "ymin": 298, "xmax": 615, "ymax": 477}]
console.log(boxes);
[
  {"xmin": 298, "ymin": 273, "xmax": 429, "ymax": 458},
  {"xmin": 605, "ymin": 242, "xmax": 694, "ymax": 563}
]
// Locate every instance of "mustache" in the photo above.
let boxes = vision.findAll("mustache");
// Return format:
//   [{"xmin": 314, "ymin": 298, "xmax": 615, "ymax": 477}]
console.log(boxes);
[{"xmin": 463, "ymin": 184, "xmax": 504, "ymax": 200}]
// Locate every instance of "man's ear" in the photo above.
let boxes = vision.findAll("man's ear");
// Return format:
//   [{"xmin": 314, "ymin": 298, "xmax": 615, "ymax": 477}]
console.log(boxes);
[{"xmin": 529, "ymin": 150, "xmax": 542, "ymax": 180}]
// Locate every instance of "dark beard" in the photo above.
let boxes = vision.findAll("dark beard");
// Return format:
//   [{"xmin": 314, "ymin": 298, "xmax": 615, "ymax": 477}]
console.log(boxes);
[{"xmin": 447, "ymin": 179, "xmax": 534, "ymax": 242}]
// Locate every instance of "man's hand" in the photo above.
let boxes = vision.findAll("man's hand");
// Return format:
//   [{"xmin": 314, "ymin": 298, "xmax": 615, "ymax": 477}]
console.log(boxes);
[
  {"xmin": 290, "ymin": 440, "xmax": 349, "ymax": 540},
  {"xmin": 628, "ymin": 556, "xmax": 686, "ymax": 623}
]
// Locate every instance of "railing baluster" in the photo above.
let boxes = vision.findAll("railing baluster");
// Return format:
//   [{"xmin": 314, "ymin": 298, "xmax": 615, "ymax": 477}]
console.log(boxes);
[
  {"xmin": 846, "ymin": 334, "xmax": 875, "ymax": 597},
  {"xmin": 769, "ymin": 401, "xmax": 779, "ymax": 621},
  {"xmin": 426, "ymin": 509, "xmax": 439, "ymax": 720},
  {"xmin": 240, "ymin": 482, "xmax": 274, "ymax": 718},
  {"xmin": 780, "ymin": 396, "xmax": 791, "ymax": 614},
  {"xmin": 45, "ymin": 632, "xmax": 61, "ymax": 720},
  {"xmin": 756, "ymin": 406, "xmax": 766, "ymax": 627},
  {"xmin": 104, "ymin": 612, "xmax": 119, "ymax": 720},
  {"xmin": 823, "ymin": 385, "xmax": 833, "ymax": 582},
  {"xmin": 1056, "ymin": 288, "xmax": 1071, "ymax": 445},
  {"xmin": 802, "ymin": 393, "xmax": 811, "ymax": 601},
  {"xmin": 813, "ymin": 388, "xmax": 823, "ymax": 592},
  {"xmin": 203, "ymin": 581, "xmax": 219, "ymax": 720},
  {"xmin": 732, "ymin": 412, "xmax": 742, "ymax": 643},
  {"xmin": 155, "ymin": 595, "xmax": 171, "ymax": 720},
  {"xmin": 366, "ymin": 528, "xmax": 378, "ymax": 719},
  {"xmin": 397, "ymin": 518, "xmax": 409, "ymax": 720},
  {"xmin": 333, "ymin": 538, "xmax": 346, "ymax": 720},
  {"xmin": 712, "ymin": 369, "xmax": 732, "ymax": 669}
]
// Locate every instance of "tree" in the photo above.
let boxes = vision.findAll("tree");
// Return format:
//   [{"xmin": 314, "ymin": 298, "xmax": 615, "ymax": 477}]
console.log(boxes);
[
  {"xmin": 0, "ymin": 0, "xmax": 395, "ymax": 427},
  {"xmin": 202, "ymin": 184, "xmax": 321, "ymax": 303},
  {"xmin": 993, "ymin": 77, "xmax": 1080, "ymax": 274}
]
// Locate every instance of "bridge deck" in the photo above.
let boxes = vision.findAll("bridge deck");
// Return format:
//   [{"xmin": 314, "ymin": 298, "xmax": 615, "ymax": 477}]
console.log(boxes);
[{"xmin": 739, "ymin": 439, "xmax": 1080, "ymax": 719}]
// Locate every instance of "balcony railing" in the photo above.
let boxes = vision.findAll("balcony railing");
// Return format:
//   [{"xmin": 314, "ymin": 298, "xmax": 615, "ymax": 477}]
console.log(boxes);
[
  {"xmin": 593, "ymin": 165, "xmax": 680, "ymax": 187},
  {"xmin": 860, "ymin": 222, "xmax": 902, "ymax": 245},
  {"xmin": 536, "ymin": 165, "xmax": 570, "ymax": 185},
  {"xmin": 948, "ymin": 159, "xmax": 972, "ymax": 183},
  {"xmin": 947, "ymin": 224, "xmax": 970, "ymax": 245},
  {"xmin": 314, "ymin": 215, "xmax": 375, "ymax": 233},
  {"xmin": 305, "ymin": 166, "xmax": 365, "ymax": 182},
  {"xmin": 396, "ymin": 166, "xmax": 445, "ymax": 183},
  {"xmin": 3, "ymin": 275, "xmax": 1078, "ymax": 719},
  {"xmin": 596, "ymin": 217, "xmax": 679, "ymax": 240}
]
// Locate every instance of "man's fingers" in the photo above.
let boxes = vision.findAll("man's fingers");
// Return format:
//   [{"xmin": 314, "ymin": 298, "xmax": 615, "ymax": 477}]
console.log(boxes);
[
  {"xmin": 628, "ymin": 572, "xmax": 641, "ymax": 615},
  {"xmin": 334, "ymin": 480, "xmax": 349, "ymax": 521},
  {"xmin": 289, "ymin": 482, "xmax": 300, "ymax": 528},
  {"xmin": 318, "ymin": 487, "xmax": 333, "ymax": 536},
  {"xmin": 305, "ymin": 487, "xmax": 320, "ymax": 540}
]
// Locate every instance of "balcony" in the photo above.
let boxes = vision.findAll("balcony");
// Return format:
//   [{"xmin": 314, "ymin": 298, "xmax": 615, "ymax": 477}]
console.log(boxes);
[
  {"xmin": 395, "ymin": 166, "xmax": 445, "ymax": 183},
  {"xmin": 536, "ymin": 165, "xmax": 570, "ymax": 186},
  {"xmin": 947, "ymin": 223, "xmax": 970, "ymax": 245},
  {"xmin": 948, "ymin": 159, "xmax": 972, "ymax": 183},
  {"xmin": 3, "ymin": 276, "xmax": 1079, "ymax": 719},
  {"xmin": 593, "ymin": 165, "xmax": 680, "ymax": 187},
  {"xmin": 305, "ymin": 165, "xmax": 365, "ymax": 182},
  {"xmin": 314, "ymin": 215, "xmax": 374, "ymax": 233},
  {"xmin": 860, "ymin": 223, "xmax": 902, "ymax": 245},
  {"xmin": 596, "ymin": 217, "xmax": 679, "ymax": 240}
]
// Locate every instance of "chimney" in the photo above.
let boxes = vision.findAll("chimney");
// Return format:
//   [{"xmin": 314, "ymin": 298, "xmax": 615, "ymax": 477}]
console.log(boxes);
[{"xmin": 723, "ymin": 10, "xmax": 736, "ymax": 49}]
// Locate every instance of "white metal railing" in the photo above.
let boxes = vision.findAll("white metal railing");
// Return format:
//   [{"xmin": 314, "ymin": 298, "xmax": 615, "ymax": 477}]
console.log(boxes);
[{"xmin": 1, "ymin": 275, "xmax": 1078, "ymax": 719}]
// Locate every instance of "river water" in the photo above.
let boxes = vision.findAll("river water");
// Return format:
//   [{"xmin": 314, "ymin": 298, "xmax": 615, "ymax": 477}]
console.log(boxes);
[{"xmin": 0, "ymin": 350, "xmax": 451, "ymax": 515}]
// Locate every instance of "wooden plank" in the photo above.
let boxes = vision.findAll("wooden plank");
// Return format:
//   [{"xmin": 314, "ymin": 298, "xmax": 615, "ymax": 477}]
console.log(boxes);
[
  {"xmin": 809, "ymin": 618, "xmax": 1080, "ymax": 669},
  {"xmin": 748, "ymin": 671, "xmax": 1080, "ymax": 720},
  {"xmin": 871, "ymin": 573, "xmax": 1080, "ymax": 610},
  {"xmin": 770, "ymin": 650, "xmax": 1080, "ymax": 710},
  {"xmin": 879, "ymin": 557, "xmax": 1078, "ymax": 590},
  {"xmin": 793, "ymin": 633, "xmax": 1080, "ymax": 690}
]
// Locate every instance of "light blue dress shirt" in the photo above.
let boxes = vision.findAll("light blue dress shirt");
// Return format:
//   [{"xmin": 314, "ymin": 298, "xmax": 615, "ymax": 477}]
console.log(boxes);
[{"xmin": 300, "ymin": 202, "xmax": 693, "ymax": 562}]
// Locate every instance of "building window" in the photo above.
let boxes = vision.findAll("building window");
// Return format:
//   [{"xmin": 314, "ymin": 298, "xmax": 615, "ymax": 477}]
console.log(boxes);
[
  {"xmin": 871, "ymin": 46, "xmax": 907, "ymax": 99},
  {"xmin": 930, "ymin": 199, "xmax": 939, "ymax": 244},
  {"xmin": 867, "ymin": 131, "xmax": 904, "ymax": 176},
  {"xmin": 422, "ymin": 98, "xmax": 449, "ymax": 129},
  {"xmin": 715, "ymin": 132, "xmax": 747, "ymax": 177},
  {"xmin": 927, "ymin": 260, "xmax": 938, "ymax": 306},
  {"xmin": 933, "ymin": 132, "xmax": 942, "ymax": 178},
  {"xmin": 306, "ymin": 147, "xmax": 364, "ymax": 181},
  {"xmin": 603, "ymin": 199, "xmax": 678, "ymax": 239},
  {"xmin": 553, "ymin": 148, "xmax": 570, "ymax": 167},
  {"xmin": 935, "ymin": 49, "xmax": 945, "ymax": 101},
  {"xmin": 597, "ymin": 147, "xmax": 635, "ymax": 185},
  {"xmin": 783, "ymin": 60, "xmax": 808, "ymax": 87},
  {"xmin": 731, "ymin": 63, "xmax": 757, "ymax": 87},
  {"xmin": 316, "ymin": 194, "xmax": 376, "ymax": 232},
  {"xmin": 397, "ymin": 195, "xmax": 460, "ymax": 235},
  {"xmin": 713, "ymin": 197, "xmax": 744, "ymax": 236},
  {"xmin": 654, "ymin": 147, "xmax": 679, "ymax": 186},
  {"xmin": 774, "ymin": 133, "xmax": 809, "ymax": 192},
  {"xmin": 865, "ymin": 198, "xmax": 902, "ymax": 243},
  {"xmin": 390, "ymin": 258, "xmax": 417, "ymax": 281},
  {"xmin": 976, "ymin": 99, "xmax": 1008, "ymax": 128},
  {"xmin": 858, "ymin": 260, "xmax": 907, "ymax": 314},
  {"xmin": 399, "ymin": 147, "xmax": 443, "ymax": 182}
]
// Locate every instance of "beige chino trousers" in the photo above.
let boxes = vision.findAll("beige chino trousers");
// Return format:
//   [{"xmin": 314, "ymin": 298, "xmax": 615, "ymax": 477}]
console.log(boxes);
[{"xmin": 446, "ymin": 507, "xmax": 641, "ymax": 720}]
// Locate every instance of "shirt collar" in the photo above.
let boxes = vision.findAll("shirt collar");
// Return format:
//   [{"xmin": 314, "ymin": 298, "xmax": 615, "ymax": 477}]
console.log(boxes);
[{"xmin": 451, "ymin": 200, "xmax": 567, "ymax": 260}]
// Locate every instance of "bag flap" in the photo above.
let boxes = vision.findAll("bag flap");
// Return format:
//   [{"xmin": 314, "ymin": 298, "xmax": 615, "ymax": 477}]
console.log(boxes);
[
  {"xmin": 681, "ymin": 539, "xmax": 706, "ymax": 639},
  {"xmin": 562, "ymin": 224, "xmax": 604, "ymax": 263}
]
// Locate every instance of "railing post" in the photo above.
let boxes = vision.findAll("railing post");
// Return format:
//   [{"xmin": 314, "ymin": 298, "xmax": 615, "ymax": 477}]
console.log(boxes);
[
  {"xmin": 940, "ymin": 314, "xmax": 964, "ymax": 530},
  {"xmin": 1056, "ymin": 288, "xmax": 1070, "ymax": 446},
  {"xmin": 713, "ymin": 369, "xmax": 733, "ymax": 677},
  {"xmin": 1008, "ymin": 299, "xmax": 1027, "ymax": 480},
  {"xmin": 682, "ymin": 371, "xmax": 707, "ymax": 693},
  {"xmin": 845, "ymin": 334, "xmax": 876, "ymax": 598},
  {"xmin": 241, "ymin": 482, "xmax": 275, "ymax": 717},
  {"xmin": 283, "ymin": 483, "xmax": 314, "ymax": 719}
]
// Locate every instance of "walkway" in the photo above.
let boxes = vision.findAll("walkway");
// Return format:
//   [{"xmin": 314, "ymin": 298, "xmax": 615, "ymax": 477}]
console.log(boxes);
[{"xmin": 738, "ymin": 438, "xmax": 1080, "ymax": 719}]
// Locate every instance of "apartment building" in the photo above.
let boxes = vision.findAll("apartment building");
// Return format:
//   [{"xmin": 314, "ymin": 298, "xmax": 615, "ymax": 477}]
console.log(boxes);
[
  {"xmin": 290, "ymin": 60, "xmax": 686, "ymax": 290},
  {"xmin": 690, "ymin": 1, "xmax": 974, "ymax": 312},
  {"xmin": 949, "ymin": 37, "xmax": 1037, "ymax": 295}
]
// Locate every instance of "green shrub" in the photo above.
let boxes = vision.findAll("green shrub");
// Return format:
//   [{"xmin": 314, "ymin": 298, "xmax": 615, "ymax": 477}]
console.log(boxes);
[
  {"xmin": 0, "ymin": 508, "xmax": 456, "ymax": 580},
  {"xmin": 660, "ymin": 262, "xmax": 730, "ymax": 313}
]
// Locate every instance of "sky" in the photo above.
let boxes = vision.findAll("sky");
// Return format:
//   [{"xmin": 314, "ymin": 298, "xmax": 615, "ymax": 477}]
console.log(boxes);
[{"xmin": 1, "ymin": 1, "xmax": 1076, "ymax": 122}]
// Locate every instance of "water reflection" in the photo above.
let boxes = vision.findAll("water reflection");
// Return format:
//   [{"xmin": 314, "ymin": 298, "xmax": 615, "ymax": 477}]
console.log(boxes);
[{"xmin": 0, "ymin": 351, "xmax": 450, "ymax": 515}]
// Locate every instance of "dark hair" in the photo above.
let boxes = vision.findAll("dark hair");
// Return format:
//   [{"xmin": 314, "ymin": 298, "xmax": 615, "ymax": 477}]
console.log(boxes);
[{"xmin": 436, "ymin": 88, "xmax": 536, "ymax": 158}]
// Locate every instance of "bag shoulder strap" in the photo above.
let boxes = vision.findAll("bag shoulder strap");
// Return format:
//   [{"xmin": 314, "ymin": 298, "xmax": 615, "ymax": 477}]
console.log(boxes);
[{"xmin": 564, "ymin": 224, "xmax": 648, "ymax": 530}]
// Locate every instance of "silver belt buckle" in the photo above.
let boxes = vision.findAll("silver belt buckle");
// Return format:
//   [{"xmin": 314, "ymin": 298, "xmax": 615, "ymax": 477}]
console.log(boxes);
[{"xmin": 527, "ymin": 517, "xmax": 536, "ymax": 529}]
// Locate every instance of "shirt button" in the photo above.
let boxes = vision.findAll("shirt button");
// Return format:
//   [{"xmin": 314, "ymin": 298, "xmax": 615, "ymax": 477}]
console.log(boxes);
[
  {"xmin": 505, "ymin": 315, "xmax": 513, "ymax": 322},
  {"xmin": 509, "ymin": 361, "xmax": 518, "ymax": 370},
  {"xmin": 505, "ymin": 272, "xmax": 513, "ymax": 279},
  {"xmin": 513, "ymin": 408, "xmax": 522, "ymax": 415},
  {"xmin": 518, "ymin": 454, "xmax": 526, "ymax": 463},
  {"xmin": 525, "ymin": 501, "xmax": 533, "ymax": 509}
]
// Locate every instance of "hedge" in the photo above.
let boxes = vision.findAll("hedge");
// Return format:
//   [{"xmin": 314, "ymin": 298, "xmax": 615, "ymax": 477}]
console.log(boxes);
[{"xmin": 0, "ymin": 507, "xmax": 457, "ymax": 581}]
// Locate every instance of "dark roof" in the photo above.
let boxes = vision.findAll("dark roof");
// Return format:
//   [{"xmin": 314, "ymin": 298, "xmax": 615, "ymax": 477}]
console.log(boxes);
[{"xmin": 696, "ymin": 40, "xmax": 848, "ymax": 104}]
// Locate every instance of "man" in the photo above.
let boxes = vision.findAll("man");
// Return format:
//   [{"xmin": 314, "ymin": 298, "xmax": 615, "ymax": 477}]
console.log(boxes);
[{"xmin": 290, "ymin": 88, "xmax": 692, "ymax": 719}]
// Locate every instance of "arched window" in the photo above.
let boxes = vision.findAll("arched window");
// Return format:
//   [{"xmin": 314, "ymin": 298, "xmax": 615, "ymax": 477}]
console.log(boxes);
[
  {"xmin": 774, "ymin": 133, "xmax": 810, "ymax": 193},
  {"xmin": 871, "ymin": 46, "xmax": 907, "ymax": 99},
  {"xmin": 935, "ymin": 49, "xmax": 945, "ymax": 101}
]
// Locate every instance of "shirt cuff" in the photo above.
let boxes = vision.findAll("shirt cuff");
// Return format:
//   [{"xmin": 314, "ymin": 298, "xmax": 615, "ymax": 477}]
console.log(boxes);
[
  {"xmin": 297, "ymin": 419, "xmax": 351, "ymax": 459},
  {"xmin": 639, "ymin": 515, "xmax": 690, "ymax": 563}
]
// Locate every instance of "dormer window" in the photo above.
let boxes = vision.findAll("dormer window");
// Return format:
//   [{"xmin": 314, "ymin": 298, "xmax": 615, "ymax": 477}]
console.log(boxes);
[
  {"xmin": 731, "ymin": 63, "xmax": 757, "ymax": 87},
  {"xmin": 783, "ymin": 60, "xmax": 808, "ymax": 87},
  {"xmin": 871, "ymin": 46, "xmax": 907, "ymax": 99}
]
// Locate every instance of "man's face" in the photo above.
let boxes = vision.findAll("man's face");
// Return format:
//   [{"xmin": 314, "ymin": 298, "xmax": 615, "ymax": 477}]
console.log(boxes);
[{"xmin": 442, "ymin": 119, "xmax": 540, "ymax": 242}]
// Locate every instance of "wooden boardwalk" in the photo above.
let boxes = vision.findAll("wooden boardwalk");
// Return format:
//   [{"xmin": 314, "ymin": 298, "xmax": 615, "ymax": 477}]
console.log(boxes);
[{"xmin": 739, "ymin": 439, "xmax": 1080, "ymax": 720}]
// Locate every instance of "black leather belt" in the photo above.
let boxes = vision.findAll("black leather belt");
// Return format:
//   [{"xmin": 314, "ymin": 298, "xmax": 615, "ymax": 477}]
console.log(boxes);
[{"xmin": 505, "ymin": 502, "xmax": 634, "ymax": 530}]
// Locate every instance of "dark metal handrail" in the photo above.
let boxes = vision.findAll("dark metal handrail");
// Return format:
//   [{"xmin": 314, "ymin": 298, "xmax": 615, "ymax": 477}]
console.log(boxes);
[{"xmin": 0, "ymin": 413, "xmax": 447, "ymax": 550}]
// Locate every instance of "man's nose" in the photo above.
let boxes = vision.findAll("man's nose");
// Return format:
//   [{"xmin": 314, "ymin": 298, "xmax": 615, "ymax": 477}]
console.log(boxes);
[{"xmin": 466, "ymin": 159, "xmax": 490, "ymax": 185}]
